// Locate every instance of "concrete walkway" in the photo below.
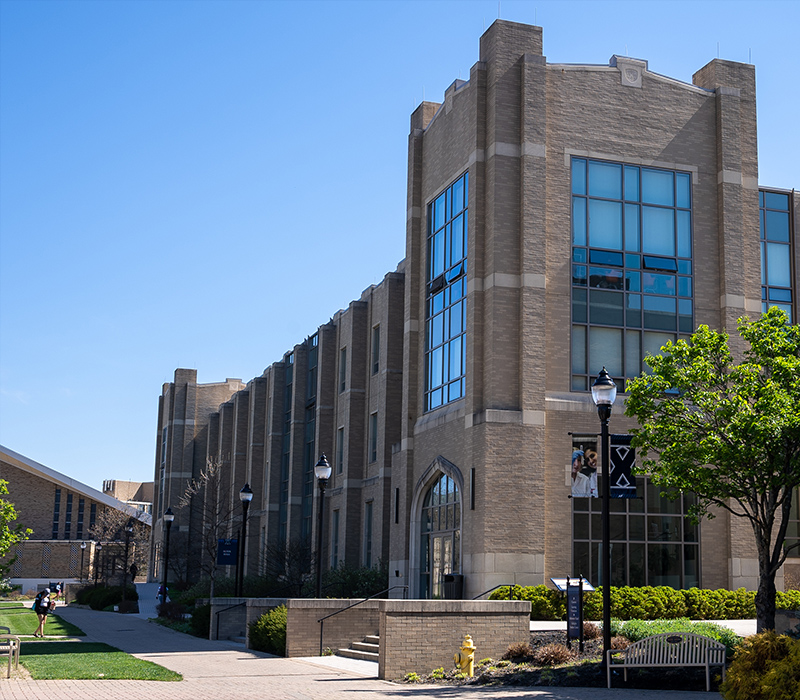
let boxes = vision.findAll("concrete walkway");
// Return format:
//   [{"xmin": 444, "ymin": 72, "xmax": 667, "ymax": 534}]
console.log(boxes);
[{"xmin": 0, "ymin": 605, "xmax": 738, "ymax": 699}]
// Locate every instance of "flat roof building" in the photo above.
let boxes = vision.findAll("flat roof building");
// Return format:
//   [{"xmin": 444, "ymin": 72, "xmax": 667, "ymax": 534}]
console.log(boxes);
[{"xmin": 151, "ymin": 21, "xmax": 798, "ymax": 598}]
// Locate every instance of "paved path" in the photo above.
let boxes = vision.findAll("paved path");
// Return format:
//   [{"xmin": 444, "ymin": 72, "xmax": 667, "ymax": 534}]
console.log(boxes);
[{"xmin": 0, "ymin": 605, "xmax": 734, "ymax": 699}]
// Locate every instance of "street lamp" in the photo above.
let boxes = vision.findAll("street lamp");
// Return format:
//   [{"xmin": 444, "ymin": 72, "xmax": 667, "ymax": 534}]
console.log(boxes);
[
  {"xmin": 94, "ymin": 542, "xmax": 103, "ymax": 587},
  {"xmin": 161, "ymin": 508, "xmax": 174, "ymax": 609},
  {"xmin": 80, "ymin": 541, "xmax": 87, "ymax": 583},
  {"xmin": 122, "ymin": 518, "xmax": 135, "ymax": 604},
  {"xmin": 314, "ymin": 454, "xmax": 332, "ymax": 598},
  {"xmin": 236, "ymin": 484, "xmax": 253, "ymax": 597},
  {"xmin": 591, "ymin": 367, "xmax": 617, "ymax": 671}
]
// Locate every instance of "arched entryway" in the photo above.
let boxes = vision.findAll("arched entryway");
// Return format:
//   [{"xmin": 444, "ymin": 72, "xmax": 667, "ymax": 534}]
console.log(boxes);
[{"xmin": 410, "ymin": 457, "xmax": 463, "ymax": 598}]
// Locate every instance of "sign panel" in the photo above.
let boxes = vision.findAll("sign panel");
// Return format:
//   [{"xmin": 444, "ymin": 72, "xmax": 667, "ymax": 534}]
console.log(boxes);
[
  {"xmin": 610, "ymin": 434, "xmax": 637, "ymax": 499},
  {"xmin": 566, "ymin": 583, "xmax": 582, "ymax": 640},
  {"xmin": 217, "ymin": 538, "xmax": 238, "ymax": 566}
]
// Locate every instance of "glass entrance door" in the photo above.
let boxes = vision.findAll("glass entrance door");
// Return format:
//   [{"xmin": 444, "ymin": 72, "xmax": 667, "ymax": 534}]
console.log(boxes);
[{"xmin": 419, "ymin": 472, "xmax": 460, "ymax": 598}]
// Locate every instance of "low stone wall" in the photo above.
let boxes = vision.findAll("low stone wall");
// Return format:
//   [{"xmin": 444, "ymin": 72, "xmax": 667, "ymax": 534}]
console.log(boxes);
[
  {"xmin": 282, "ymin": 598, "xmax": 530, "ymax": 679},
  {"xmin": 377, "ymin": 599, "xmax": 530, "ymax": 680},
  {"xmin": 286, "ymin": 599, "xmax": 381, "ymax": 657},
  {"xmin": 208, "ymin": 597, "xmax": 287, "ymax": 642},
  {"xmin": 776, "ymin": 609, "xmax": 800, "ymax": 634}
]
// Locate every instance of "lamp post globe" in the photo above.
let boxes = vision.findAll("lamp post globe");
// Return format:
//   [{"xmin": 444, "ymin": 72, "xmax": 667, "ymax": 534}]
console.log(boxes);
[
  {"xmin": 314, "ymin": 454, "xmax": 331, "ymax": 598},
  {"xmin": 591, "ymin": 367, "xmax": 617, "ymax": 672},
  {"xmin": 80, "ymin": 541, "xmax": 87, "ymax": 583}
]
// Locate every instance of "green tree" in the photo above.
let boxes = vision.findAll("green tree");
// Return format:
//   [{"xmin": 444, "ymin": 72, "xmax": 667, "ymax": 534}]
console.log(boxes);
[
  {"xmin": 0, "ymin": 479, "xmax": 32, "ymax": 577},
  {"xmin": 625, "ymin": 307, "xmax": 800, "ymax": 633}
]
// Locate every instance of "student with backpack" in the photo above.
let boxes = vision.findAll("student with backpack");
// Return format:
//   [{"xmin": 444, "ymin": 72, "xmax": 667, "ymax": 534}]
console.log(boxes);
[{"xmin": 32, "ymin": 588, "xmax": 53, "ymax": 637}]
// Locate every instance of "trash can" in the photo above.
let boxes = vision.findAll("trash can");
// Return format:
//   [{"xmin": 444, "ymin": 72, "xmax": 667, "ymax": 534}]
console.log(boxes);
[{"xmin": 442, "ymin": 573, "xmax": 464, "ymax": 599}]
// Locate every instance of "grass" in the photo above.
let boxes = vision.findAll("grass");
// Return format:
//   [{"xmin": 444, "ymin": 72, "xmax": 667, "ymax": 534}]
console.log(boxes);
[
  {"xmin": 1, "ymin": 599, "xmax": 182, "ymax": 681},
  {"xmin": 0, "ymin": 600, "xmax": 84, "ymax": 637},
  {"xmin": 20, "ymin": 642, "xmax": 182, "ymax": 681}
]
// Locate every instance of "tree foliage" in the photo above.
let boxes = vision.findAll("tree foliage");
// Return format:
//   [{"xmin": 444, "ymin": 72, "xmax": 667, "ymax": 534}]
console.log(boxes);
[
  {"xmin": 625, "ymin": 307, "xmax": 800, "ymax": 632},
  {"xmin": 87, "ymin": 506, "xmax": 150, "ymax": 581},
  {"xmin": 0, "ymin": 479, "xmax": 32, "ymax": 578}
]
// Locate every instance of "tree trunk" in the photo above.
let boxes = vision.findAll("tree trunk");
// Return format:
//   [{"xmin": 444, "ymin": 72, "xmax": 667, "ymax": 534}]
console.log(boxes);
[{"xmin": 755, "ymin": 565, "xmax": 777, "ymax": 633}]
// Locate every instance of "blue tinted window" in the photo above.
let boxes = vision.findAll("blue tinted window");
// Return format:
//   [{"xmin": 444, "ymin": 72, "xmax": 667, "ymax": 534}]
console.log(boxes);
[
  {"xmin": 642, "ymin": 169, "xmax": 674, "ymax": 206},
  {"xmin": 676, "ymin": 211, "xmax": 692, "ymax": 257},
  {"xmin": 764, "ymin": 191, "xmax": 789, "ymax": 210},
  {"xmin": 642, "ymin": 207, "xmax": 675, "ymax": 256},
  {"xmin": 766, "ymin": 243, "xmax": 791, "ymax": 287},
  {"xmin": 769, "ymin": 288, "xmax": 792, "ymax": 302},
  {"xmin": 571, "ymin": 157, "xmax": 692, "ymax": 388},
  {"xmin": 426, "ymin": 173, "xmax": 468, "ymax": 412},
  {"xmin": 572, "ymin": 159, "xmax": 587, "ymax": 195},
  {"xmin": 765, "ymin": 210, "xmax": 790, "ymax": 242},
  {"xmin": 589, "ymin": 200, "xmax": 622, "ymax": 249},
  {"xmin": 624, "ymin": 166, "xmax": 639, "ymax": 201},
  {"xmin": 588, "ymin": 161, "xmax": 622, "ymax": 199},
  {"xmin": 573, "ymin": 197, "xmax": 587, "ymax": 245},
  {"xmin": 676, "ymin": 173, "xmax": 691, "ymax": 208},
  {"xmin": 625, "ymin": 204, "xmax": 640, "ymax": 251}
]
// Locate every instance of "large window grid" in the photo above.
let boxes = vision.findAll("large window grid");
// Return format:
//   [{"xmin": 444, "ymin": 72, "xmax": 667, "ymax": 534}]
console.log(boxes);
[
  {"xmin": 301, "ymin": 337, "xmax": 318, "ymax": 540},
  {"xmin": 52, "ymin": 488, "xmax": 61, "ymax": 539},
  {"xmin": 573, "ymin": 476, "xmax": 700, "ymax": 588},
  {"xmin": 760, "ymin": 189, "xmax": 794, "ymax": 322},
  {"xmin": 279, "ymin": 353, "xmax": 293, "ymax": 543},
  {"xmin": 786, "ymin": 489, "xmax": 800, "ymax": 558},
  {"xmin": 425, "ymin": 173, "xmax": 468, "ymax": 411},
  {"xmin": 571, "ymin": 158, "xmax": 694, "ymax": 391}
]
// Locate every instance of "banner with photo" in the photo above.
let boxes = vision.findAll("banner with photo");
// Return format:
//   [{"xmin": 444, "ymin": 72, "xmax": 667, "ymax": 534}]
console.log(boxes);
[
  {"xmin": 571, "ymin": 434, "xmax": 637, "ymax": 499},
  {"xmin": 571, "ymin": 434, "xmax": 599, "ymax": 498}
]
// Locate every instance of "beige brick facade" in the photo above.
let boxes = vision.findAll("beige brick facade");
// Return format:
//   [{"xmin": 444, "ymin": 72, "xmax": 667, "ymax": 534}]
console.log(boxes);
[{"xmin": 151, "ymin": 21, "xmax": 797, "ymax": 600}]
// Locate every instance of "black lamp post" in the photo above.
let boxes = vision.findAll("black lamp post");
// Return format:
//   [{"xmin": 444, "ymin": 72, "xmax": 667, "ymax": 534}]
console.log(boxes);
[
  {"xmin": 161, "ymin": 508, "xmax": 174, "ymax": 609},
  {"xmin": 122, "ymin": 518, "xmax": 135, "ymax": 604},
  {"xmin": 591, "ymin": 367, "xmax": 617, "ymax": 671},
  {"xmin": 94, "ymin": 542, "xmax": 102, "ymax": 587},
  {"xmin": 314, "ymin": 454, "xmax": 332, "ymax": 598},
  {"xmin": 80, "ymin": 541, "xmax": 87, "ymax": 583},
  {"xmin": 236, "ymin": 484, "xmax": 253, "ymax": 597}
]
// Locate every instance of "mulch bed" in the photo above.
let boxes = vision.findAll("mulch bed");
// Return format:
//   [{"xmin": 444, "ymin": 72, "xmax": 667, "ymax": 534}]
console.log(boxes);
[{"xmin": 402, "ymin": 630, "xmax": 725, "ymax": 692}]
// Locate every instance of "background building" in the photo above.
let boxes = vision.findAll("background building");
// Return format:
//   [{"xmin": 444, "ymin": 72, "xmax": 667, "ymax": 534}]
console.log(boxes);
[
  {"xmin": 151, "ymin": 20, "xmax": 798, "ymax": 598},
  {"xmin": 1, "ymin": 445, "xmax": 151, "ymax": 592}
]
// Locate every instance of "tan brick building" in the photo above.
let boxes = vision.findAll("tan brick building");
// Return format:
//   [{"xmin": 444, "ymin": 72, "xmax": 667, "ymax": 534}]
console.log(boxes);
[
  {"xmin": 1, "ymin": 446, "xmax": 151, "ymax": 592},
  {"xmin": 152, "ymin": 21, "xmax": 798, "ymax": 598}
]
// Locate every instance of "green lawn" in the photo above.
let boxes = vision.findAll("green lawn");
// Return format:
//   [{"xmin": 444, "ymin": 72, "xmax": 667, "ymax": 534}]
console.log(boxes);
[
  {"xmin": 20, "ymin": 642, "xmax": 182, "ymax": 681},
  {"xmin": 0, "ymin": 601, "xmax": 84, "ymax": 637}
]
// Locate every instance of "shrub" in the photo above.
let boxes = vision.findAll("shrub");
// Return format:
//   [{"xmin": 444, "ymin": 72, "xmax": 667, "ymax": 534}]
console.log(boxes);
[
  {"xmin": 80, "ymin": 585, "xmax": 137, "ymax": 611},
  {"xmin": 249, "ymin": 605, "xmax": 287, "ymax": 656},
  {"xmin": 611, "ymin": 635, "xmax": 630, "ymax": 650},
  {"xmin": 583, "ymin": 621, "xmax": 601, "ymax": 639},
  {"xmin": 501, "ymin": 642, "xmax": 532, "ymax": 661},
  {"xmin": 531, "ymin": 643, "xmax": 573, "ymax": 666},
  {"xmin": 488, "ymin": 584, "xmax": 565, "ymax": 621},
  {"xmin": 431, "ymin": 667, "xmax": 445, "ymax": 679},
  {"xmin": 777, "ymin": 590, "xmax": 800, "ymax": 611},
  {"xmin": 404, "ymin": 672, "xmax": 420, "ymax": 682},
  {"xmin": 157, "ymin": 600, "xmax": 187, "ymax": 621},
  {"xmin": 721, "ymin": 631, "xmax": 800, "ymax": 700},
  {"xmin": 189, "ymin": 603, "xmax": 211, "ymax": 637}
]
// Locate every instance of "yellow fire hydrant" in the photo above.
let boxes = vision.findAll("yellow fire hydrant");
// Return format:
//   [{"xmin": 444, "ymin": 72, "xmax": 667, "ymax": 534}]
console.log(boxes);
[{"xmin": 454, "ymin": 634, "xmax": 476, "ymax": 676}]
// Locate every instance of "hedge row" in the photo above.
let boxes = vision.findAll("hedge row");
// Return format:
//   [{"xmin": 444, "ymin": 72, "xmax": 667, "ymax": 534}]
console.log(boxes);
[{"xmin": 488, "ymin": 585, "xmax": 800, "ymax": 621}]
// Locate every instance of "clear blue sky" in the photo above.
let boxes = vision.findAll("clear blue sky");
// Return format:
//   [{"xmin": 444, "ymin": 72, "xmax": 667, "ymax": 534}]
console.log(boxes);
[{"xmin": 1, "ymin": 0, "xmax": 797, "ymax": 490}]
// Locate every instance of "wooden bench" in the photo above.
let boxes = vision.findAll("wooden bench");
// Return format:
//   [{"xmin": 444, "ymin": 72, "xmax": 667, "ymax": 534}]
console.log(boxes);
[
  {"xmin": 0, "ymin": 632, "xmax": 21, "ymax": 679},
  {"xmin": 607, "ymin": 632, "xmax": 727, "ymax": 691}
]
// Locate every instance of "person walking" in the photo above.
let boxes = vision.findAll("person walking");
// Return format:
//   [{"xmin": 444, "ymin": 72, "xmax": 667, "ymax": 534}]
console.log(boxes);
[{"xmin": 33, "ymin": 588, "xmax": 53, "ymax": 637}]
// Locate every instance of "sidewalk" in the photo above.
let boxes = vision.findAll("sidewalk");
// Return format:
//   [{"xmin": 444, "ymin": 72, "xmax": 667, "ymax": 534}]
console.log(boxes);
[{"xmin": 0, "ymin": 605, "xmax": 731, "ymax": 700}]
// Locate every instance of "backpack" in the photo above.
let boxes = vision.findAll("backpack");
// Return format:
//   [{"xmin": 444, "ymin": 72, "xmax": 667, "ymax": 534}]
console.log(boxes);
[{"xmin": 32, "ymin": 593, "xmax": 41, "ymax": 610}]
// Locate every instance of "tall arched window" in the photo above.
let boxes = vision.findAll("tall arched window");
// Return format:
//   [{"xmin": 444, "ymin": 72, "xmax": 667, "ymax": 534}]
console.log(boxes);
[{"xmin": 419, "ymin": 472, "xmax": 460, "ymax": 598}]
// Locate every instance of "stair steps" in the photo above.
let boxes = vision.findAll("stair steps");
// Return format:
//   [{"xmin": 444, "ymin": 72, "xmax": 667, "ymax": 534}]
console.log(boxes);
[{"xmin": 337, "ymin": 634, "xmax": 379, "ymax": 662}]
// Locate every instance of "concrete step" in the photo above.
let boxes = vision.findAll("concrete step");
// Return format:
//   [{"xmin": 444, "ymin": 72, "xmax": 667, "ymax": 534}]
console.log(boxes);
[
  {"xmin": 363, "ymin": 635, "xmax": 379, "ymax": 645},
  {"xmin": 337, "ymin": 647, "xmax": 379, "ymax": 662},
  {"xmin": 229, "ymin": 635, "xmax": 247, "ymax": 645},
  {"xmin": 352, "ymin": 641, "xmax": 379, "ymax": 653}
]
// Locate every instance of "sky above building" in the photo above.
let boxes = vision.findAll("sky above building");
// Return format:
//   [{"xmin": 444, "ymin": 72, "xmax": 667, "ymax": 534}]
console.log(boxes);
[{"xmin": 1, "ymin": 0, "xmax": 797, "ymax": 491}]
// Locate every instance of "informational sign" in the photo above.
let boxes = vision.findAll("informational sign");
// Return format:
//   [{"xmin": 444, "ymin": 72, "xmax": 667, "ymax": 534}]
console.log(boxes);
[
  {"xmin": 610, "ymin": 434, "xmax": 637, "ymax": 499},
  {"xmin": 217, "ymin": 538, "xmax": 238, "ymax": 566},
  {"xmin": 566, "ymin": 582, "xmax": 582, "ymax": 642}
]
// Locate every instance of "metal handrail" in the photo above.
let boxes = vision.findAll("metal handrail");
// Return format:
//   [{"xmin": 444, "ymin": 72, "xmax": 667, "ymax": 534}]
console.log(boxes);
[
  {"xmin": 317, "ymin": 585, "xmax": 408, "ymax": 656},
  {"xmin": 472, "ymin": 583, "xmax": 522, "ymax": 600},
  {"xmin": 214, "ymin": 601, "xmax": 246, "ymax": 640}
]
